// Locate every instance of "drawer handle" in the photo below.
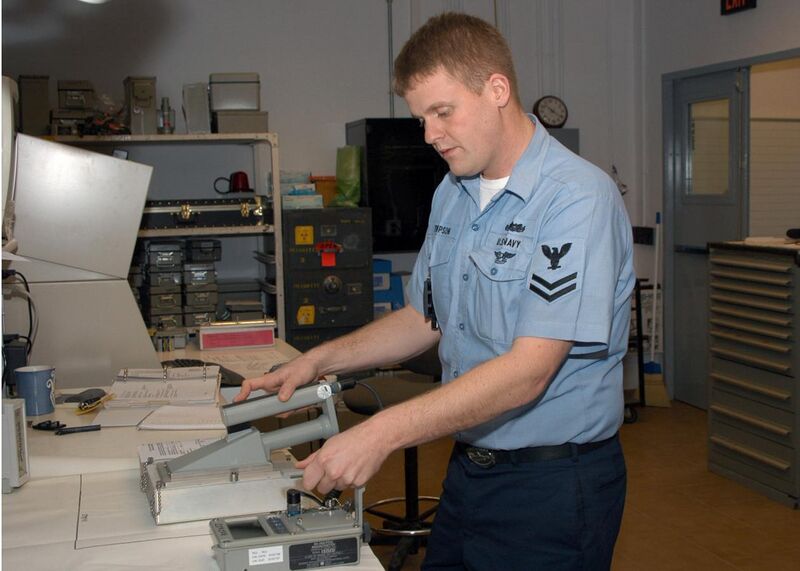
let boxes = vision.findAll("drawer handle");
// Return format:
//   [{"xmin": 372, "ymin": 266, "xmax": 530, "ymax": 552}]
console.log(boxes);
[
  {"xmin": 709, "ymin": 255, "xmax": 793, "ymax": 273},
  {"xmin": 711, "ymin": 372, "xmax": 791, "ymax": 401},
  {"xmin": 710, "ymin": 404, "xmax": 791, "ymax": 436},
  {"xmin": 710, "ymin": 305, "xmax": 792, "ymax": 327},
  {"xmin": 710, "ymin": 436, "xmax": 791, "ymax": 471},
  {"xmin": 710, "ymin": 269, "xmax": 791, "ymax": 287},
  {"xmin": 710, "ymin": 281, "xmax": 791, "ymax": 300},
  {"xmin": 710, "ymin": 329, "xmax": 791, "ymax": 353},
  {"xmin": 710, "ymin": 348, "xmax": 791, "ymax": 373},
  {"xmin": 710, "ymin": 294, "xmax": 791, "ymax": 314},
  {"xmin": 709, "ymin": 318, "xmax": 791, "ymax": 340}
]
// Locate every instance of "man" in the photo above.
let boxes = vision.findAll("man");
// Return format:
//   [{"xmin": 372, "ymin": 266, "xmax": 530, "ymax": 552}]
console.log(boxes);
[{"xmin": 237, "ymin": 11, "xmax": 634, "ymax": 570}]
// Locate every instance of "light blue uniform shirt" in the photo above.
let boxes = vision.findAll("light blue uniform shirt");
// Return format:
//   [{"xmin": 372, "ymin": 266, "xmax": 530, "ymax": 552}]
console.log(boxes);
[{"xmin": 408, "ymin": 115, "xmax": 635, "ymax": 448}]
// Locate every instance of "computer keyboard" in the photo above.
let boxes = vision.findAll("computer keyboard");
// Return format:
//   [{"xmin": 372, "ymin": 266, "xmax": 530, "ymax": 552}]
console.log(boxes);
[{"xmin": 161, "ymin": 359, "xmax": 245, "ymax": 386}]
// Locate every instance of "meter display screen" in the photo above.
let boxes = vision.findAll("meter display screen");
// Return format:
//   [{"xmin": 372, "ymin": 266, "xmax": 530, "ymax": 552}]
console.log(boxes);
[{"xmin": 227, "ymin": 519, "xmax": 268, "ymax": 540}]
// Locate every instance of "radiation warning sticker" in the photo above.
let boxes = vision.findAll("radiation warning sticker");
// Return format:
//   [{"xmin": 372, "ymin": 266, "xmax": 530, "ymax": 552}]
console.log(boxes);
[
  {"xmin": 295, "ymin": 225, "xmax": 314, "ymax": 245},
  {"xmin": 296, "ymin": 305, "xmax": 316, "ymax": 325}
]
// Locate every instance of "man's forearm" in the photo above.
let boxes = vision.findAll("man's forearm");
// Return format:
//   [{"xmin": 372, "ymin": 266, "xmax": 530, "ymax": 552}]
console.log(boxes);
[
  {"xmin": 364, "ymin": 336, "xmax": 573, "ymax": 451},
  {"xmin": 302, "ymin": 305, "xmax": 441, "ymax": 377}
]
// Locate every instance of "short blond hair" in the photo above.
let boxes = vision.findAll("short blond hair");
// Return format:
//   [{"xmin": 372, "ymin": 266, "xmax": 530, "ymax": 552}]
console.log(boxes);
[{"xmin": 393, "ymin": 12, "xmax": 520, "ymax": 106}]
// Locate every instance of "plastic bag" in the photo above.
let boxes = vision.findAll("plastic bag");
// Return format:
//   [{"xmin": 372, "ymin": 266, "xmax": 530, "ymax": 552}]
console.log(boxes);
[{"xmin": 330, "ymin": 146, "xmax": 361, "ymax": 207}]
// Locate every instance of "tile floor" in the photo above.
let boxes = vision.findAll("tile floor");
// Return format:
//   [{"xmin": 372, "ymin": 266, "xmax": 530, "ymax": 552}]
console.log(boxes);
[{"xmin": 340, "ymin": 402, "xmax": 800, "ymax": 570}]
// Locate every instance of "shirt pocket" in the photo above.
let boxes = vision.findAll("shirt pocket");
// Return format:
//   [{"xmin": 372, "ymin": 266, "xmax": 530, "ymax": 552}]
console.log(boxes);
[
  {"xmin": 430, "ymin": 235, "xmax": 456, "ymax": 327},
  {"xmin": 470, "ymin": 247, "xmax": 529, "ymax": 344}
]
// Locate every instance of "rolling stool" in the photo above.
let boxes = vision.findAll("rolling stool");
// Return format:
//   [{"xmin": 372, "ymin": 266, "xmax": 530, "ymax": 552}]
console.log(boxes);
[{"xmin": 343, "ymin": 347, "xmax": 441, "ymax": 571}]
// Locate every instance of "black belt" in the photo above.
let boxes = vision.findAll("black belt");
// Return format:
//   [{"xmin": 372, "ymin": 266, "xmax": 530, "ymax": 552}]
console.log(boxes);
[{"xmin": 456, "ymin": 433, "xmax": 618, "ymax": 468}]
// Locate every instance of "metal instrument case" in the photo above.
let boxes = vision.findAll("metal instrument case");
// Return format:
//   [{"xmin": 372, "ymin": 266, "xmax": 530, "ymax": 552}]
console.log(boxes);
[
  {"xmin": 208, "ymin": 72, "xmax": 261, "ymax": 111},
  {"xmin": 140, "ymin": 197, "xmax": 268, "ymax": 229}
]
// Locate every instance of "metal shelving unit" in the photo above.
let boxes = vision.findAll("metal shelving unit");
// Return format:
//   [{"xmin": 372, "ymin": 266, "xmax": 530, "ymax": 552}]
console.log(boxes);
[{"xmin": 51, "ymin": 132, "xmax": 286, "ymax": 336}]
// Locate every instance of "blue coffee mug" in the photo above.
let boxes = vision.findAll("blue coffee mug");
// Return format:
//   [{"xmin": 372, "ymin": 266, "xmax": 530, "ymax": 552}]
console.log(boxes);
[{"xmin": 15, "ymin": 366, "xmax": 56, "ymax": 416}]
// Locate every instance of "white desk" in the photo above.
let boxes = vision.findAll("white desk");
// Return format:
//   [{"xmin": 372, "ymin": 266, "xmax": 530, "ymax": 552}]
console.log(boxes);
[{"xmin": 3, "ymin": 341, "xmax": 383, "ymax": 570}]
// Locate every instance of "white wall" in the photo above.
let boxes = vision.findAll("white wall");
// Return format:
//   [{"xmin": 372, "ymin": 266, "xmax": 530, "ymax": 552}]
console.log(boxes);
[
  {"xmin": 4, "ymin": 0, "xmax": 799, "ymax": 275},
  {"xmin": 3, "ymin": 0, "xmax": 644, "ymax": 274},
  {"xmin": 640, "ymin": 0, "xmax": 800, "ymax": 277}
]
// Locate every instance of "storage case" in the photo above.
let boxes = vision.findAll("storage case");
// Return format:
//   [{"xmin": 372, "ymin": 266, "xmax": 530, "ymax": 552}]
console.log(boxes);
[
  {"xmin": 212, "ymin": 111, "xmax": 268, "ymax": 134},
  {"xmin": 183, "ymin": 263, "xmax": 217, "ymax": 287},
  {"xmin": 57, "ymin": 80, "xmax": 94, "ymax": 110},
  {"xmin": 147, "ymin": 271, "xmax": 182, "ymax": 288},
  {"xmin": 124, "ymin": 76, "xmax": 157, "ymax": 135},
  {"xmin": 147, "ymin": 312, "xmax": 184, "ymax": 330},
  {"xmin": 184, "ymin": 289, "xmax": 219, "ymax": 308},
  {"xmin": 186, "ymin": 239, "xmax": 222, "ymax": 262},
  {"xmin": 145, "ymin": 241, "xmax": 184, "ymax": 272},
  {"xmin": 146, "ymin": 292, "xmax": 181, "ymax": 312},
  {"xmin": 185, "ymin": 312, "xmax": 216, "ymax": 327},
  {"xmin": 140, "ymin": 197, "xmax": 268, "ymax": 229},
  {"xmin": 208, "ymin": 73, "xmax": 260, "ymax": 111}
]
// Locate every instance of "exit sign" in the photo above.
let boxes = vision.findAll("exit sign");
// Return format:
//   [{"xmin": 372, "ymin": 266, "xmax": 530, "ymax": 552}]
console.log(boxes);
[{"xmin": 721, "ymin": 0, "xmax": 757, "ymax": 15}]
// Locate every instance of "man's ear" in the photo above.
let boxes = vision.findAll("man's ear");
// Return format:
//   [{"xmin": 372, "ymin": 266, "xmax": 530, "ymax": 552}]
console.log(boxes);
[{"xmin": 487, "ymin": 73, "xmax": 512, "ymax": 108}]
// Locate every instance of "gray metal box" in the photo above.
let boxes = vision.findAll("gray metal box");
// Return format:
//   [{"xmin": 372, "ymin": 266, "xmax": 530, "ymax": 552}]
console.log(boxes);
[
  {"xmin": 124, "ymin": 76, "xmax": 157, "ymax": 135},
  {"xmin": 209, "ymin": 73, "xmax": 260, "ymax": 111},
  {"xmin": 57, "ymin": 80, "xmax": 94, "ymax": 110},
  {"xmin": 213, "ymin": 110, "xmax": 268, "ymax": 134}
]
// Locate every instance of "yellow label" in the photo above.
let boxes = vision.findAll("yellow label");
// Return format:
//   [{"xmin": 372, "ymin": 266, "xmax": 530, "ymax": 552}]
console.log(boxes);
[
  {"xmin": 296, "ymin": 305, "xmax": 315, "ymax": 325},
  {"xmin": 295, "ymin": 226, "xmax": 314, "ymax": 245}
]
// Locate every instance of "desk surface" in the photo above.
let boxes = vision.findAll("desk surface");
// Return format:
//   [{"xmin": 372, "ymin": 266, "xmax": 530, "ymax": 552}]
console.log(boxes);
[
  {"xmin": 4, "ymin": 342, "xmax": 384, "ymax": 570},
  {"xmin": 26, "ymin": 339, "xmax": 301, "ymax": 479}
]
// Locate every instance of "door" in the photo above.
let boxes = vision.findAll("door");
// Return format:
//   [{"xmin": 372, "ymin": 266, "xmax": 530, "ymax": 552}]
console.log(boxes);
[{"xmin": 665, "ymin": 69, "xmax": 747, "ymax": 409}]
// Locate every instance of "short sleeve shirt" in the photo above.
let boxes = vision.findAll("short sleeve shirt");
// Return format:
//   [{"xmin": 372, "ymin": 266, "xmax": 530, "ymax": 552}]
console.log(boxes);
[{"xmin": 408, "ymin": 115, "xmax": 635, "ymax": 448}]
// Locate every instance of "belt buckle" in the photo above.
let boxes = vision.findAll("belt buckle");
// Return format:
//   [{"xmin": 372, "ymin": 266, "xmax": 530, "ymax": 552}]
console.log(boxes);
[{"xmin": 465, "ymin": 446, "xmax": 496, "ymax": 468}]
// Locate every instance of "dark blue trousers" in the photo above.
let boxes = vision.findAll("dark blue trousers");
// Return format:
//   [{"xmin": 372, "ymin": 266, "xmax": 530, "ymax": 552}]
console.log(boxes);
[{"xmin": 422, "ymin": 436, "xmax": 626, "ymax": 571}]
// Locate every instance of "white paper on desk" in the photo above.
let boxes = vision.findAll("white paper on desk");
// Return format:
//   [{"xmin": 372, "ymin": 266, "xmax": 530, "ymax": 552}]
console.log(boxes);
[
  {"xmin": 138, "ymin": 404, "xmax": 225, "ymax": 430},
  {"xmin": 136, "ymin": 437, "xmax": 221, "ymax": 464},
  {"xmin": 200, "ymin": 350, "xmax": 289, "ymax": 379},
  {"xmin": 107, "ymin": 375, "xmax": 219, "ymax": 406},
  {"xmin": 94, "ymin": 406, "xmax": 157, "ymax": 427}
]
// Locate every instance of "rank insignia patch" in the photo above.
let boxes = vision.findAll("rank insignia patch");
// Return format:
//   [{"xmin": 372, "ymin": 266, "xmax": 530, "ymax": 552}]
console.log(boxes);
[
  {"xmin": 541, "ymin": 243, "xmax": 571, "ymax": 270},
  {"xmin": 529, "ymin": 239, "xmax": 583, "ymax": 303},
  {"xmin": 494, "ymin": 251, "xmax": 516, "ymax": 264}
]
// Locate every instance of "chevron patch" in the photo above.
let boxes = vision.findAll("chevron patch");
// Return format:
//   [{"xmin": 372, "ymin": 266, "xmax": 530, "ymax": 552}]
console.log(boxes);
[
  {"xmin": 529, "ymin": 272, "xmax": 578, "ymax": 301},
  {"xmin": 529, "ymin": 237, "xmax": 584, "ymax": 303}
]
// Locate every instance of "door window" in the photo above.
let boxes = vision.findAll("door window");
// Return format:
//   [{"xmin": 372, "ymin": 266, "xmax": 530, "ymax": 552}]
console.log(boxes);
[{"xmin": 688, "ymin": 98, "xmax": 730, "ymax": 196}]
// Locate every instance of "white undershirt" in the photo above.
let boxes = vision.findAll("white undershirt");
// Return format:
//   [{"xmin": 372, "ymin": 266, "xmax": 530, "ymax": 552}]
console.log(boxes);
[{"xmin": 479, "ymin": 175, "xmax": 510, "ymax": 211}]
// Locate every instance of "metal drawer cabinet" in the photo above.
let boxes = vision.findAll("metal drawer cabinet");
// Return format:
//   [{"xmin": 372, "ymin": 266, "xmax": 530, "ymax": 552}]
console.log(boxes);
[
  {"xmin": 708, "ymin": 243, "xmax": 799, "ymax": 507},
  {"xmin": 710, "ymin": 357, "xmax": 794, "ymax": 413}
]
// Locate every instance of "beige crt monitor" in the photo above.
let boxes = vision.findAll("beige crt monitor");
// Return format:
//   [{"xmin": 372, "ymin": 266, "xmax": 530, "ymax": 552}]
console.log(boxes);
[{"xmin": 3, "ymin": 135, "xmax": 160, "ymax": 388}]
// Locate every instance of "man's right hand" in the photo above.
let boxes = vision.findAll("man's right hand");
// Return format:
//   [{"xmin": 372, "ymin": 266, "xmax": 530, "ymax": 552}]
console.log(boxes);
[{"xmin": 233, "ymin": 356, "xmax": 320, "ymax": 403}]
